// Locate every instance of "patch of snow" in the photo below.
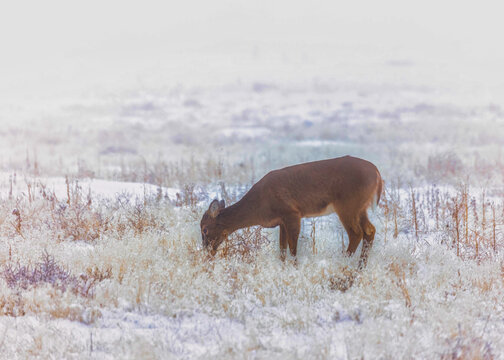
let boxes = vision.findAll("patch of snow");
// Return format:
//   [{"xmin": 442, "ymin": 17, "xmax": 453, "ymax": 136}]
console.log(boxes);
[
  {"xmin": 216, "ymin": 127, "xmax": 271, "ymax": 140},
  {"xmin": 0, "ymin": 174, "xmax": 180, "ymax": 202}
]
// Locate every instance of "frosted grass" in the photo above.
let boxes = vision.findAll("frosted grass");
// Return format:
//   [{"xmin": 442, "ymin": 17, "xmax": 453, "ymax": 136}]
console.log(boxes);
[
  {"xmin": 0, "ymin": 179, "xmax": 503, "ymax": 358},
  {"xmin": 0, "ymin": 78, "xmax": 503, "ymax": 358}
]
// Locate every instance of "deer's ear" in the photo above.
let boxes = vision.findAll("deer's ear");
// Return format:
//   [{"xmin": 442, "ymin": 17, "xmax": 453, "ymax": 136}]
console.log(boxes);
[
  {"xmin": 209, "ymin": 199, "xmax": 221, "ymax": 218},
  {"xmin": 219, "ymin": 200, "xmax": 225, "ymax": 209}
]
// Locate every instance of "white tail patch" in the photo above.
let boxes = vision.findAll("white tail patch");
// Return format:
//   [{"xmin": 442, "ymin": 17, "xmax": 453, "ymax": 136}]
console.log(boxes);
[{"xmin": 371, "ymin": 194, "xmax": 378, "ymax": 212}]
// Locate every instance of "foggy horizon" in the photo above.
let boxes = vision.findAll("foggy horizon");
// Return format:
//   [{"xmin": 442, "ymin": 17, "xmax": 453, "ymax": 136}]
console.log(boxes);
[{"xmin": 1, "ymin": 0, "xmax": 503, "ymax": 100}]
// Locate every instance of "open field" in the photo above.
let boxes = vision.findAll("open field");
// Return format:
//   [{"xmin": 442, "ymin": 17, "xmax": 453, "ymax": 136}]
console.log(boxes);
[{"xmin": 0, "ymin": 77, "xmax": 503, "ymax": 358}]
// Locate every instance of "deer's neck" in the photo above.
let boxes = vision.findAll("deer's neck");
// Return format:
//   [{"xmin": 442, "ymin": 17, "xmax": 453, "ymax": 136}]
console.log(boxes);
[{"xmin": 217, "ymin": 196, "xmax": 260, "ymax": 234}]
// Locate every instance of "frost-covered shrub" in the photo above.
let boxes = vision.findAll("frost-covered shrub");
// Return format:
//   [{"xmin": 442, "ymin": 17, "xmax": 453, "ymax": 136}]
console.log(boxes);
[
  {"xmin": 220, "ymin": 226, "xmax": 271, "ymax": 261},
  {"xmin": 52, "ymin": 202, "xmax": 110, "ymax": 242},
  {"xmin": 2, "ymin": 251, "xmax": 95, "ymax": 298},
  {"xmin": 174, "ymin": 183, "xmax": 207, "ymax": 208}
]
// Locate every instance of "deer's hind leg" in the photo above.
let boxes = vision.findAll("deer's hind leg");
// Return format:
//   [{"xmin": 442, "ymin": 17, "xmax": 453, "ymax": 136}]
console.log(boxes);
[
  {"xmin": 338, "ymin": 213, "xmax": 364, "ymax": 256},
  {"xmin": 358, "ymin": 211, "xmax": 376, "ymax": 269},
  {"xmin": 279, "ymin": 224, "xmax": 288, "ymax": 262}
]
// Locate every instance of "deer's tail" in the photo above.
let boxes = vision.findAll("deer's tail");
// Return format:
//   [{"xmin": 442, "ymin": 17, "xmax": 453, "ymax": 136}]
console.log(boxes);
[{"xmin": 376, "ymin": 175, "xmax": 383, "ymax": 206}]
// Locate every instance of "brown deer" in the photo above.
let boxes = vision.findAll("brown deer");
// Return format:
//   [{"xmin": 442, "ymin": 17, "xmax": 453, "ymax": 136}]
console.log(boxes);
[{"xmin": 200, "ymin": 156, "xmax": 382, "ymax": 268}]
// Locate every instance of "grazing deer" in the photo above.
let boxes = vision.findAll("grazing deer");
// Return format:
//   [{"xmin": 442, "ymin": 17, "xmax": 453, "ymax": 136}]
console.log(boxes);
[{"xmin": 200, "ymin": 156, "xmax": 382, "ymax": 268}]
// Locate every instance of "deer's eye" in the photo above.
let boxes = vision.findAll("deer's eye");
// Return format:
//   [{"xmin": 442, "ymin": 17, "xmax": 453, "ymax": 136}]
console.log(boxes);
[{"xmin": 203, "ymin": 228, "xmax": 208, "ymax": 235}]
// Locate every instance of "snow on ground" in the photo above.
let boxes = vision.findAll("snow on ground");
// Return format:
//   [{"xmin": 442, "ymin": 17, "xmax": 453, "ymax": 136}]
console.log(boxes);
[
  {"xmin": 0, "ymin": 173, "xmax": 179, "ymax": 202},
  {"xmin": 0, "ymin": 172, "xmax": 502, "ymax": 358},
  {"xmin": 0, "ymin": 304, "xmax": 351, "ymax": 359},
  {"xmin": 216, "ymin": 127, "xmax": 272, "ymax": 140},
  {"xmin": 0, "ymin": 68, "xmax": 503, "ymax": 359}
]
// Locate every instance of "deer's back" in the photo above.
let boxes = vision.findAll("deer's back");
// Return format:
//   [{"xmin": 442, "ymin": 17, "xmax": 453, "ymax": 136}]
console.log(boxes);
[{"xmin": 251, "ymin": 156, "xmax": 380, "ymax": 218}]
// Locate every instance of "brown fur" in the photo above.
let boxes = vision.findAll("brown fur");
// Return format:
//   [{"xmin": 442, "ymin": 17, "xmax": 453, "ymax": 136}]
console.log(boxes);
[{"xmin": 200, "ymin": 156, "xmax": 382, "ymax": 268}]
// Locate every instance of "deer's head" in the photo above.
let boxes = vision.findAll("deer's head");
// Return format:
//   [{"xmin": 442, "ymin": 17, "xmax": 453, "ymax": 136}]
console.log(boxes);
[{"xmin": 200, "ymin": 199, "xmax": 227, "ymax": 255}]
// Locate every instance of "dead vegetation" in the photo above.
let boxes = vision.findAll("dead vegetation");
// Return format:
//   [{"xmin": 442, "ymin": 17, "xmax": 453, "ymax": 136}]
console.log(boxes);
[
  {"xmin": 220, "ymin": 226, "xmax": 271, "ymax": 261},
  {"xmin": 1, "ymin": 250, "xmax": 111, "ymax": 300},
  {"xmin": 379, "ymin": 181, "xmax": 503, "ymax": 260},
  {"xmin": 440, "ymin": 325, "xmax": 495, "ymax": 360},
  {"xmin": 0, "ymin": 177, "xmax": 171, "ymax": 243},
  {"xmin": 0, "ymin": 164, "xmax": 502, "ymax": 358}
]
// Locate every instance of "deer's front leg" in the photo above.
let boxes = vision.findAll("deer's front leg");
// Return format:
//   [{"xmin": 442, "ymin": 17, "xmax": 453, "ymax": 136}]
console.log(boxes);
[{"xmin": 284, "ymin": 215, "xmax": 301, "ymax": 258}]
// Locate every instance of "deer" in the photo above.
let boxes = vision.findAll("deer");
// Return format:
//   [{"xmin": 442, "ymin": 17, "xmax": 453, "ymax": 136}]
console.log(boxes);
[{"xmin": 200, "ymin": 155, "xmax": 383, "ymax": 269}]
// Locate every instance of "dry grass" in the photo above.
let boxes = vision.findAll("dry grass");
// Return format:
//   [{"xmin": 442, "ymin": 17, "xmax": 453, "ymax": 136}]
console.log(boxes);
[
  {"xmin": 388, "ymin": 261, "xmax": 412, "ymax": 308},
  {"xmin": 379, "ymin": 181, "xmax": 503, "ymax": 260},
  {"xmin": 220, "ymin": 226, "xmax": 271, "ymax": 261},
  {"xmin": 0, "ymin": 167, "xmax": 503, "ymax": 358}
]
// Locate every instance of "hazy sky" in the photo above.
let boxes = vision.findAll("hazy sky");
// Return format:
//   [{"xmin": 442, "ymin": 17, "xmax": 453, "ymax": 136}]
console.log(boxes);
[{"xmin": 1, "ymin": 0, "xmax": 502, "ymax": 99}]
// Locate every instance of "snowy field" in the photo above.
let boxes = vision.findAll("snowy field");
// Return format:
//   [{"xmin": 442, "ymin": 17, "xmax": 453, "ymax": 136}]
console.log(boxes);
[
  {"xmin": 0, "ymin": 78, "xmax": 503, "ymax": 359},
  {"xmin": 1, "ymin": 1, "xmax": 504, "ymax": 359}
]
